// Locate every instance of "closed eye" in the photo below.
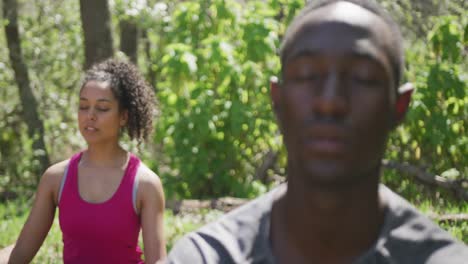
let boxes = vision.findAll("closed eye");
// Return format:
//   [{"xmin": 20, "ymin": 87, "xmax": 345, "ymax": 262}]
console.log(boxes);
[
  {"xmin": 289, "ymin": 73, "xmax": 322, "ymax": 85},
  {"xmin": 298, "ymin": 74, "xmax": 321, "ymax": 81},
  {"xmin": 351, "ymin": 76, "xmax": 382, "ymax": 86}
]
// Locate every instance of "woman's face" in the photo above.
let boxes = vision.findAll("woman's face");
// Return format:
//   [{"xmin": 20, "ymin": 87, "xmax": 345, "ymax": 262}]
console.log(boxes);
[{"xmin": 78, "ymin": 81, "xmax": 127, "ymax": 146}]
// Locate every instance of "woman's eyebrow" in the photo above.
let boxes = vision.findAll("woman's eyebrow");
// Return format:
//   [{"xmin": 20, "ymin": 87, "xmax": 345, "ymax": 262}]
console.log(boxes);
[{"xmin": 79, "ymin": 97, "xmax": 112, "ymax": 102}]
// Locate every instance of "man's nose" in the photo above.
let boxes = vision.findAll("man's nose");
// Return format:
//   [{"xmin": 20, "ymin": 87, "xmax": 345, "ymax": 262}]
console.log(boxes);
[{"xmin": 312, "ymin": 72, "xmax": 348, "ymax": 119}]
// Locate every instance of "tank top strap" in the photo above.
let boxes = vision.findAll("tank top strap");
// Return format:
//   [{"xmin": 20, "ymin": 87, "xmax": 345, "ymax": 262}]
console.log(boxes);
[
  {"xmin": 122, "ymin": 153, "xmax": 140, "ymax": 189},
  {"xmin": 69, "ymin": 152, "xmax": 83, "ymax": 174},
  {"xmin": 67, "ymin": 152, "xmax": 83, "ymax": 187},
  {"xmin": 59, "ymin": 152, "xmax": 83, "ymax": 207}
]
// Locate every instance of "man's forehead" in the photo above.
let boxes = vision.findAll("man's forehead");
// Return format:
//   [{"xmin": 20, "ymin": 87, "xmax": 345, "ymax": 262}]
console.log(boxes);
[
  {"xmin": 282, "ymin": 1, "xmax": 394, "ymax": 67},
  {"xmin": 283, "ymin": 1, "xmax": 392, "ymax": 55},
  {"xmin": 302, "ymin": 1, "xmax": 381, "ymax": 30}
]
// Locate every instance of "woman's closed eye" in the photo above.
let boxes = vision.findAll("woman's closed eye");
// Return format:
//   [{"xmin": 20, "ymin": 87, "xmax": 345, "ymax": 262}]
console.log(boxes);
[{"xmin": 78, "ymin": 106, "xmax": 110, "ymax": 112}]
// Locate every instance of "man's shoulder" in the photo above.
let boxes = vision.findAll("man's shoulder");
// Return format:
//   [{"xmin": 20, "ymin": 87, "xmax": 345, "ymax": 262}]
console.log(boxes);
[
  {"xmin": 376, "ymin": 185, "xmax": 468, "ymax": 263},
  {"xmin": 167, "ymin": 185, "xmax": 284, "ymax": 264}
]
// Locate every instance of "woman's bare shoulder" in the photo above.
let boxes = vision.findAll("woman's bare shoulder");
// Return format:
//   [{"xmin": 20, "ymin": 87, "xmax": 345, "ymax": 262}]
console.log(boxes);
[
  {"xmin": 43, "ymin": 159, "xmax": 70, "ymax": 180},
  {"xmin": 136, "ymin": 162, "xmax": 164, "ymax": 203},
  {"xmin": 137, "ymin": 162, "xmax": 161, "ymax": 184},
  {"xmin": 40, "ymin": 159, "xmax": 71, "ymax": 199}
]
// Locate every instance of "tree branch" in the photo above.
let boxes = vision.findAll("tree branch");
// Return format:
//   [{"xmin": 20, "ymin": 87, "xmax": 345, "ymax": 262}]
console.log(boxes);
[
  {"xmin": 428, "ymin": 213, "xmax": 468, "ymax": 223},
  {"xmin": 382, "ymin": 160, "xmax": 468, "ymax": 201},
  {"xmin": 167, "ymin": 197, "xmax": 248, "ymax": 214}
]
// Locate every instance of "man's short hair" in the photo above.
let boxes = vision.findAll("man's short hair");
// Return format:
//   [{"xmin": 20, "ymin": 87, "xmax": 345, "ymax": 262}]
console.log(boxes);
[{"xmin": 280, "ymin": 0, "xmax": 404, "ymax": 89}]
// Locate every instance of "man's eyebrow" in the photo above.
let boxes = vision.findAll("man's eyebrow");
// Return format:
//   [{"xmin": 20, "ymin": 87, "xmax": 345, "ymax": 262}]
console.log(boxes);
[
  {"xmin": 285, "ymin": 50, "xmax": 320, "ymax": 64},
  {"xmin": 348, "ymin": 50, "xmax": 382, "ymax": 63},
  {"xmin": 286, "ymin": 49, "xmax": 384, "ymax": 65}
]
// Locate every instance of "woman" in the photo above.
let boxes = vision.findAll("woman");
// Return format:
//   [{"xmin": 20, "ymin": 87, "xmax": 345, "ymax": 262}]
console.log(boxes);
[{"xmin": 9, "ymin": 59, "xmax": 166, "ymax": 263}]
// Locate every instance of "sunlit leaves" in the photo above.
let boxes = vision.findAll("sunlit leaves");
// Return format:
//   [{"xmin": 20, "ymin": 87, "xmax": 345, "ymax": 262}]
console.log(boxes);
[
  {"xmin": 161, "ymin": 43, "xmax": 197, "ymax": 91},
  {"xmin": 387, "ymin": 15, "xmax": 467, "ymax": 190},
  {"xmin": 429, "ymin": 16, "xmax": 465, "ymax": 63},
  {"xmin": 152, "ymin": 0, "xmax": 302, "ymax": 198}
]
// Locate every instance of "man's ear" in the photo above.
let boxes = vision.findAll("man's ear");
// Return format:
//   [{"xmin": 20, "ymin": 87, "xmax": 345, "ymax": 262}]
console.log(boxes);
[
  {"xmin": 270, "ymin": 76, "xmax": 281, "ymax": 114},
  {"xmin": 394, "ymin": 82, "xmax": 414, "ymax": 125}
]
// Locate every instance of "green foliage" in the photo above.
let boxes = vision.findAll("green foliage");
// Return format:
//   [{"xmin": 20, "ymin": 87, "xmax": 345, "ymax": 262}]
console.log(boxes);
[
  {"xmin": 0, "ymin": 0, "xmax": 84, "ymax": 194},
  {"xmin": 141, "ymin": 0, "xmax": 303, "ymax": 198},
  {"xmin": 0, "ymin": 0, "xmax": 466, "ymax": 202},
  {"xmin": 0, "ymin": 199, "xmax": 63, "ymax": 263},
  {"xmin": 417, "ymin": 200, "xmax": 468, "ymax": 242},
  {"xmin": 0, "ymin": 198, "xmax": 29, "ymax": 248},
  {"xmin": 379, "ymin": 0, "xmax": 466, "ymax": 39},
  {"xmin": 1, "ymin": 199, "xmax": 466, "ymax": 263},
  {"xmin": 1, "ymin": 1, "xmax": 466, "ymax": 262},
  {"xmin": 0, "ymin": 125, "xmax": 42, "ymax": 193},
  {"xmin": 385, "ymin": 15, "xmax": 467, "ymax": 197},
  {"xmin": 164, "ymin": 209, "xmax": 223, "ymax": 250},
  {"xmin": 0, "ymin": 198, "xmax": 225, "ymax": 261},
  {"xmin": 429, "ymin": 16, "xmax": 466, "ymax": 63}
]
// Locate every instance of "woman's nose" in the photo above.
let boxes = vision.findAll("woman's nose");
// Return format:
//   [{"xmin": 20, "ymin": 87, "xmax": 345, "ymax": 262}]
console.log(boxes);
[{"xmin": 87, "ymin": 108, "xmax": 97, "ymax": 121}]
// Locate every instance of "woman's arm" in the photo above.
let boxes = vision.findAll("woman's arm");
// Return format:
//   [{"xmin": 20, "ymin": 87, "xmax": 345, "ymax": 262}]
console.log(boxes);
[
  {"xmin": 8, "ymin": 162, "xmax": 65, "ymax": 264},
  {"xmin": 137, "ymin": 165, "xmax": 166, "ymax": 264}
]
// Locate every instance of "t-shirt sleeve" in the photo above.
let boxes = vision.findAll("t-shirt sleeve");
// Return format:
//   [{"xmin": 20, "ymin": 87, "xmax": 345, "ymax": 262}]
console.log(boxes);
[
  {"xmin": 166, "ymin": 232, "xmax": 228, "ymax": 264},
  {"xmin": 166, "ymin": 234, "xmax": 205, "ymax": 264},
  {"xmin": 426, "ymin": 241, "xmax": 468, "ymax": 264}
]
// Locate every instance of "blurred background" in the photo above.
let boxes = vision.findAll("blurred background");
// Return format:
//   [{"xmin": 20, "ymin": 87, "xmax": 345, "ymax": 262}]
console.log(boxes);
[{"xmin": 0, "ymin": 0, "xmax": 466, "ymax": 261}]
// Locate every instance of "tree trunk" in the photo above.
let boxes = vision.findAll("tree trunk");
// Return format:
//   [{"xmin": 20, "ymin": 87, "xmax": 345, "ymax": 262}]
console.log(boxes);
[
  {"xmin": 3, "ymin": 0, "xmax": 50, "ymax": 180},
  {"xmin": 120, "ymin": 19, "xmax": 138, "ymax": 64},
  {"xmin": 142, "ymin": 30, "xmax": 157, "ymax": 91},
  {"xmin": 79, "ymin": 0, "xmax": 114, "ymax": 69}
]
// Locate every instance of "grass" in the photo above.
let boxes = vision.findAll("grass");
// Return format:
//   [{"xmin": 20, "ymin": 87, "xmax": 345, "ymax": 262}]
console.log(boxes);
[
  {"xmin": 413, "ymin": 198, "xmax": 468, "ymax": 242},
  {"xmin": 0, "ymin": 196, "xmax": 466, "ymax": 263},
  {"xmin": 0, "ymin": 198, "xmax": 224, "ymax": 263},
  {"xmin": 0, "ymin": 198, "xmax": 63, "ymax": 263},
  {"xmin": 0, "ymin": 198, "xmax": 29, "ymax": 249}
]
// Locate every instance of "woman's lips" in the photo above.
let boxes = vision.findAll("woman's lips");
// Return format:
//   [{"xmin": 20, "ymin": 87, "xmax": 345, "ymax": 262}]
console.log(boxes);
[{"xmin": 84, "ymin": 126, "xmax": 98, "ymax": 132}]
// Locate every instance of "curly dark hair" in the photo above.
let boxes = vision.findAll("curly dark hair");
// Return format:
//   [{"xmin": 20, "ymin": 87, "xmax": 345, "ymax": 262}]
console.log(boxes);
[{"xmin": 81, "ymin": 59, "xmax": 155, "ymax": 144}]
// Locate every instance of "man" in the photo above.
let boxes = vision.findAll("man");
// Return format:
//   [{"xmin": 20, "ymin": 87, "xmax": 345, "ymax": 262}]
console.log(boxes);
[{"xmin": 166, "ymin": 0, "xmax": 468, "ymax": 263}]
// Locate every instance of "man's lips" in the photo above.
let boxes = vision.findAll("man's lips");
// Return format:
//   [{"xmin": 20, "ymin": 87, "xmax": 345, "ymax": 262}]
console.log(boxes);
[
  {"xmin": 306, "ymin": 138, "xmax": 346, "ymax": 154},
  {"xmin": 304, "ymin": 124, "xmax": 348, "ymax": 155}
]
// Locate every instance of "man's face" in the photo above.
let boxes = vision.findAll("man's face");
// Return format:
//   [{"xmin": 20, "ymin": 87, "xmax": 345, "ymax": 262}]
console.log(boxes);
[{"xmin": 274, "ymin": 2, "xmax": 396, "ymax": 188}]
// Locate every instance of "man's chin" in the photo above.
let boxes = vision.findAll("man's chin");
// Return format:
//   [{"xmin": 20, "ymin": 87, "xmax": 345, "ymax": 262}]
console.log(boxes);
[{"xmin": 300, "ymin": 162, "xmax": 357, "ymax": 189}]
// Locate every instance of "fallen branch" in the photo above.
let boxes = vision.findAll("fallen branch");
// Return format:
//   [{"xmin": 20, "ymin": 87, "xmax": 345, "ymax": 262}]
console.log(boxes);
[
  {"xmin": 428, "ymin": 213, "xmax": 468, "ymax": 223},
  {"xmin": 382, "ymin": 160, "xmax": 468, "ymax": 201},
  {"xmin": 166, "ymin": 197, "xmax": 248, "ymax": 214},
  {"xmin": 166, "ymin": 197, "xmax": 468, "ymax": 228},
  {"xmin": 254, "ymin": 149, "xmax": 279, "ymax": 184}
]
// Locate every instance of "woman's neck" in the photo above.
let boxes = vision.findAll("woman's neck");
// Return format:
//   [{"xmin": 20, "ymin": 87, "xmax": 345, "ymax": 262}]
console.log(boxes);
[{"xmin": 82, "ymin": 144, "xmax": 128, "ymax": 168}]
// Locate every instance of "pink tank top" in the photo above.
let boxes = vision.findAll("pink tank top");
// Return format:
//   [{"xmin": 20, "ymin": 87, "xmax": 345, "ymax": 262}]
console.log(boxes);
[{"xmin": 58, "ymin": 152, "xmax": 144, "ymax": 264}]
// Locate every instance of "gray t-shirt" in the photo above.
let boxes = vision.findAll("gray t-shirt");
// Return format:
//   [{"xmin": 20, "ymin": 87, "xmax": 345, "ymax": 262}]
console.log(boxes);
[{"xmin": 167, "ymin": 184, "xmax": 468, "ymax": 263}]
